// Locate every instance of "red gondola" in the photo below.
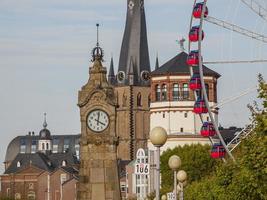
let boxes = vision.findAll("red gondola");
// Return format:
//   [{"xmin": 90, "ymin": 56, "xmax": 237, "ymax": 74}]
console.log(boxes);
[
  {"xmin": 211, "ymin": 144, "xmax": 226, "ymax": 159},
  {"xmin": 189, "ymin": 74, "xmax": 201, "ymax": 90},
  {"xmin": 201, "ymin": 122, "xmax": 216, "ymax": 137},
  {"xmin": 193, "ymin": 99, "xmax": 208, "ymax": 114},
  {"xmin": 187, "ymin": 50, "xmax": 201, "ymax": 66},
  {"xmin": 193, "ymin": 2, "xmax": 209, "ymax": 19},
  {"xmin": 189, "ymin": 26, "xmax": 204, "ymax": 42}
]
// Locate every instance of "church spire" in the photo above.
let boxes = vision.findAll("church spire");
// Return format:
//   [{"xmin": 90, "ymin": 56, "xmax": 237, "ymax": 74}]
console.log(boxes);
[
  {"xmin": 43, "ymin": 113, "xmax": 47, "ymax": 129},
  {"xmin": 155, "ymin": 54, "xmax": 159, "ymax": 70},
  {"xmin": 117, "ymin": 0, "xmax": 150, "ymax": 86},
  {"xmin": 108, "ymin": 56, "xmax": 116, "ymax": 85}
]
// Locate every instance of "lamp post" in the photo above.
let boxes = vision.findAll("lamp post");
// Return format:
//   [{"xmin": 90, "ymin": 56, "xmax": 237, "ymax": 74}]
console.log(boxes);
[
  {"xmin": 177, "ymin": 170, "xmax": 187, "ymax": 200},
  {"xmin": 150, "ymin": 127, "xmax": 168, "ymax": 200},
  {"xmin": 168, "ymin": 155, "xmax": 181, "ymax": 200}
]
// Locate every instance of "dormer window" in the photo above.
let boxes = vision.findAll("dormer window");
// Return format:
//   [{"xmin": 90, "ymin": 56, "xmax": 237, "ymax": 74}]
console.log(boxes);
[
  {"xmin": 62, "ymin": 160, "xmax": 67, "ymax": 167},
  {"xmin": 17, "ymin": 161, "xmax": 21, "ymax": 168}
]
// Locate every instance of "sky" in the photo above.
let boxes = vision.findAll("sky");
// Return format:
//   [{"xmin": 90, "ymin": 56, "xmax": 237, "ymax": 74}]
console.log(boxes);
[{"xmin": 0, "ymin": 0, "xmax": 267, "ymax": 173}]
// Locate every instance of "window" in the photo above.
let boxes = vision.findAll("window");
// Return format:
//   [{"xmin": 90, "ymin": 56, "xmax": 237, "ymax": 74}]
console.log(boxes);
[
  {"xmin": 15, "ymin": 193, "xmax": 21, "ymax": 200},
  {"xmin": 184, "ymin": 112, "xmax": 188, "ymax": 118},
  {"xmin": 180, "ymin": 128, "xmax": 184, "ymax": 132},
  {"xmin": 27, "ymin": 191, "xmax": 35, "ymax": 200},
  {"xmin": 207, "ymin": 117, "xmax": 209, "ymax": 121},
  {"xmin": 137, "ymin": 92, "xmax": 142, "ymax": 107},
  {"xmin": 205, "ymin": 84, "xmax": 209, "ymax": 100},
  {"xmin": 162, "ymin": 84, "xmax": 167, "ymax": 101},
  {"xmin": 148, "ymin": 94, "xmax": 151, "ymax": 107},
  {"xmin": 173, "ymin": 83, "xmax": 179, "ymax": 101},
  {"xmin": 75, "ymin": 138, "xmax": 80, "ymax": 159},
  {"xmin": 20, "ymin": 138, "xmax": 26, "ymax": 153},
  {"xmin": 42, "ymin": 143, "xmax": 45, "ymax": 150},
  {"xmin": 31, "ymin": 140, "xmax": 37, "ymax": 153},
  {"xmin": 17, "ymin": 161, "xmax": 21, "ymax": 168},
  {"xmin": 60, "ymin": 173, "xmax": 67, "ymax": 184},
  {"xmin": 62, "ymin": 160, "xmax": 67, "ymax": 167},
  {"xmin": 156, "ymin": 85, "xmax": 161, "ymax": 101},
  {"xmin": 46, "ymin": 143, "xmax": 49, "ymax": 150},
  {"xmin": 182, "ymin": 83, "xmax": 189, "ymax": 100},
  {"xmin": 64, "ymin": 138, "xmax": 70, "ymax": 152},
  {"xmin": 163, "ymin": 113, "xmax": 165, "ymax": 118},
  {"xmin": 7, "ymin": 188, "xmax": 10, "ymax": 197},
  {"xmin": 52, "ymin": 138, "xmax": 59, "ymax": 153}
]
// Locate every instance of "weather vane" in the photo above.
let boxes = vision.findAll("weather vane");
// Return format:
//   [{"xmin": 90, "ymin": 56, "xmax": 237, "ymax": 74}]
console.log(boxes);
[{"xmin": 176, "ymin": 38, "xmax": 186, "ymax": 52}]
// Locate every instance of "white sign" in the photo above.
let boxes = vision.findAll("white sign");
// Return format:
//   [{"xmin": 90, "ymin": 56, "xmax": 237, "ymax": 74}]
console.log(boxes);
[
  {"xmin": 134, "ymin": 163, "xmax": 149, "ymax": 175},
  {"xmin": 167, "ymin": 192, "xmax": 175, "ymax": 200}
]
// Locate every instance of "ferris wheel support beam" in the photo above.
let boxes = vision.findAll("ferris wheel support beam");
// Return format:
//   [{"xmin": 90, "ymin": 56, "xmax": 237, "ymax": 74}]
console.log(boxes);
[
  {"xmin": 241, "ymin": 0, "xmax": 267, "ymax": 22},
  {"xmin": 204, "ymin": 59, "xmax": 267, "ymax": 64},
  {"xmin": 205, "ymin": 16, "xmax": 267, "ymax": 43},
  {"xmin": 199, "ymin": 2, "xmax": 236, "ymax": 162}
]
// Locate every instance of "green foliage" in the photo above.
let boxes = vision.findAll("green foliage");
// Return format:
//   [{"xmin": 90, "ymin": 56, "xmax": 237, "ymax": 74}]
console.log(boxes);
[
  {"xmin": 185, "ymin": 75, "xmax": 267, "ymax": 200},
  {"xmin": 160, "ymin": 144, "xmax": 218, "ymax": 194}
]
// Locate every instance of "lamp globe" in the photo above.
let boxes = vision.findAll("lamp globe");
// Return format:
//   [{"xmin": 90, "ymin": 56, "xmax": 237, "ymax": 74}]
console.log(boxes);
[
  {"xmin": 168, "ymin": 155, "xmax": 181, "ymax": 170},
  {"xmin": 177, "ymin": 170, "xmax": 187, "ymax": 182},
  {"xmin": 150, "ymin": 127, "xmax": 167, "ymax": 147},
  {"xmin": 161, "ymin": 194, "xmax": 167, "ymax": 200}
]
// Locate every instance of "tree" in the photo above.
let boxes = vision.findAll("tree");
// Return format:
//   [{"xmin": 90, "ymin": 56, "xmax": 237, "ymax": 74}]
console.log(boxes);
[
  {"xmin": 185, "ymin": 75, "xmax": 267, "ymax": 200},
  {"xmin": 160, "ymin": 144, "xmax": 218, "ymax": 194}
]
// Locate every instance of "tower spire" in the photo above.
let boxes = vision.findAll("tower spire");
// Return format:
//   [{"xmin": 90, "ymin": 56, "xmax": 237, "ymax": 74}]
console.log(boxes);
[
  {"xmin": 108, "ymin": 56, "xmax": 116, "ymax": 85},
  {"xmin": 155, "ymin": 53, "xmax": 159, "ymax": 70},
  {"xmin": 43, "ymin": 113, "xmax": 47, "ymax": 129},
  {"xmin": 118, "ymin": 0, "xmax": 150, "ymax": 86},
  {"xmin": 91, "ymin": 23, "xmax": 104, "ymax": 62}
]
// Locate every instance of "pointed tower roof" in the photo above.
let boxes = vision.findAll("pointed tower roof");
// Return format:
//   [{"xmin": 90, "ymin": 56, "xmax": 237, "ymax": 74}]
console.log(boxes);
[
  {"xmin": 108, "ymin": 56, "xmax": 116, "ymax": 85},
  {"xmin": 118, "ymin": 0, "xmax": 150, "ymax": 86},
  {"xmin": 155, "ymin": 55, "xmax": 159, "ymax": 70}
]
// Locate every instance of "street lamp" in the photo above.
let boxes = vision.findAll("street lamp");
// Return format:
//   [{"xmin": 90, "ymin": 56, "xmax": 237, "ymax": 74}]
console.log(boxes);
[
  {"xmin": 177, "ymin": 170, "xmax": 187, "ymax": 200},
  {"xmin": 168, "ymin": 155, "xmax": 181, "ymax": 200},
  {"xmin": 150, "ymin": 127, "xmax": 168, "ymax": 200}
]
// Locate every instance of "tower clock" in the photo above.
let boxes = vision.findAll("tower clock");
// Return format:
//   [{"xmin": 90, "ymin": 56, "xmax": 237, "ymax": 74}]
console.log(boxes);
[{"xmin": 77, "ymin": 31, "xmax": 121, "ymax": 200}]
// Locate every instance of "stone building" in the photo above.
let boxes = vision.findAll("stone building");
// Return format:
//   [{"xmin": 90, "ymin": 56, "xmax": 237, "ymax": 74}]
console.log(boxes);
[{"xmin": 109, "ymin": 0, "xmax": 151, "ymax": 161}]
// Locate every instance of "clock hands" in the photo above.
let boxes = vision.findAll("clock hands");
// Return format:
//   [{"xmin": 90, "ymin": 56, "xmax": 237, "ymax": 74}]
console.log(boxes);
[
  {"xmin": 97, "ymin": 112, "xmax": 100, "ymax": 125},
  {"xmin": 94, "ymin": 119, "xmax": 106, "ymax": 126}
]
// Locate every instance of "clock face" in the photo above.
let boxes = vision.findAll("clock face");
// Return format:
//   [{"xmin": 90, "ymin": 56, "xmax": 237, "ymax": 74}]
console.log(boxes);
[{"xmin": 87, "ymin": 109, "xmax": 109, "ymax": 133}]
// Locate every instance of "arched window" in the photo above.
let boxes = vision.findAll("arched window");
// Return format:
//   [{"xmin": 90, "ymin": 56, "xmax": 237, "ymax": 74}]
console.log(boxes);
[
  {"xmin": 205, "ymin": 84, "xmax": 209, "ymax": 100},
  {"xmin": 182, "ymin": 83, "xmax": 189, "ymax": 100},
  {"xmin": 122, "ymin": 92, "xmax": 127, "ymax": 107},
  {"xmin": 137, "ymin": 93, "xmax": 142, "ymax": 107},
  {"xmin": 162, "ymin": 84, "xmax": 167, "ymax": 101},
  {"xmin": 148, "ymin": 94, "xmax": 151, "ymax": 107},
  {"xmin": 42, "ymin": 143, "xmax": 45, "ymax": 150},
  {"xmin": 173, "ymin": 83, "xmax": 179, "ymax": 101},
  {"xmin": 46, "ymin": 143, "xmax": 49, "ymax": 150},
  {"xmin": 155, "ymin": 85, "xmax": 161, "ymax": 101}
]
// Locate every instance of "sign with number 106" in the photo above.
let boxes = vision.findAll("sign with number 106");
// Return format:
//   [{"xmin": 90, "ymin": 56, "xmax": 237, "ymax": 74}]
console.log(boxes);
[{"xmin": 134, "ymin": 163, "xmax": 149, "ymax": 175}]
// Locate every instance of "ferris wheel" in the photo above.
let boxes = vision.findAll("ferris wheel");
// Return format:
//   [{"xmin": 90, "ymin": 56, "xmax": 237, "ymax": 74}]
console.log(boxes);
[{"xmin": 187, "ymin": 0, "xmax": 267, "ymax": 162}]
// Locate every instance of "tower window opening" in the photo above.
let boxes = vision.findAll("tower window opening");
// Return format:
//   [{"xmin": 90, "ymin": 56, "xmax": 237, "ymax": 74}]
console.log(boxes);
[
  {"xmin": 182, "ymin": 83, "xmax": 189, "ymax": 100},
  {"xmin": 163, "ymin": 113, "xmax": 165, "ymax": 118},
  {"xmin": 173, "ymin": 83, "xmax": 179, "ymax": 101},
  {"xmin": 161, "ymin": 84, "xmax": 167, "ymax": 101},
  {"xmin": 156, "ymin": 85, "xmax": 161, "ymax": 101},
  {"xmin": 42, "ymin": 143, "xmax": 45, "ymax": 150},
  {"xmin": 137, "ymin": 93, "xmax": 142, "ymax": 107},
  {"xmin": 184, "ymin": 113, "xmax": 188, "ymax": 118}
]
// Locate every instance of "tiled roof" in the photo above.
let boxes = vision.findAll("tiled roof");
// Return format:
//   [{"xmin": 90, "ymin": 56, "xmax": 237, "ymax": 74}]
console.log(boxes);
[{"xmin": 151, "ymin": 52, "xmax": 220, "ymax": 78}]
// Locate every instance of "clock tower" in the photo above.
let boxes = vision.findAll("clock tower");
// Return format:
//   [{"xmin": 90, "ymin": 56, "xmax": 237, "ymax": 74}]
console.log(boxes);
[{"xmin": 77, "ymin": 25, "xmax": 121, "ymax": 200}]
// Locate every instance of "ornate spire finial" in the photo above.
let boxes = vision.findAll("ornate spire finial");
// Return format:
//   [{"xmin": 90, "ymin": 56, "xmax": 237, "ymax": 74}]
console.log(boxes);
[
  {"xmin": 43, "ymin": 113, "xmax": 47, "ymax": 129},
  {"xmin": 91, "ymin": 23, "xmax": 104, "ymax": 62}
]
